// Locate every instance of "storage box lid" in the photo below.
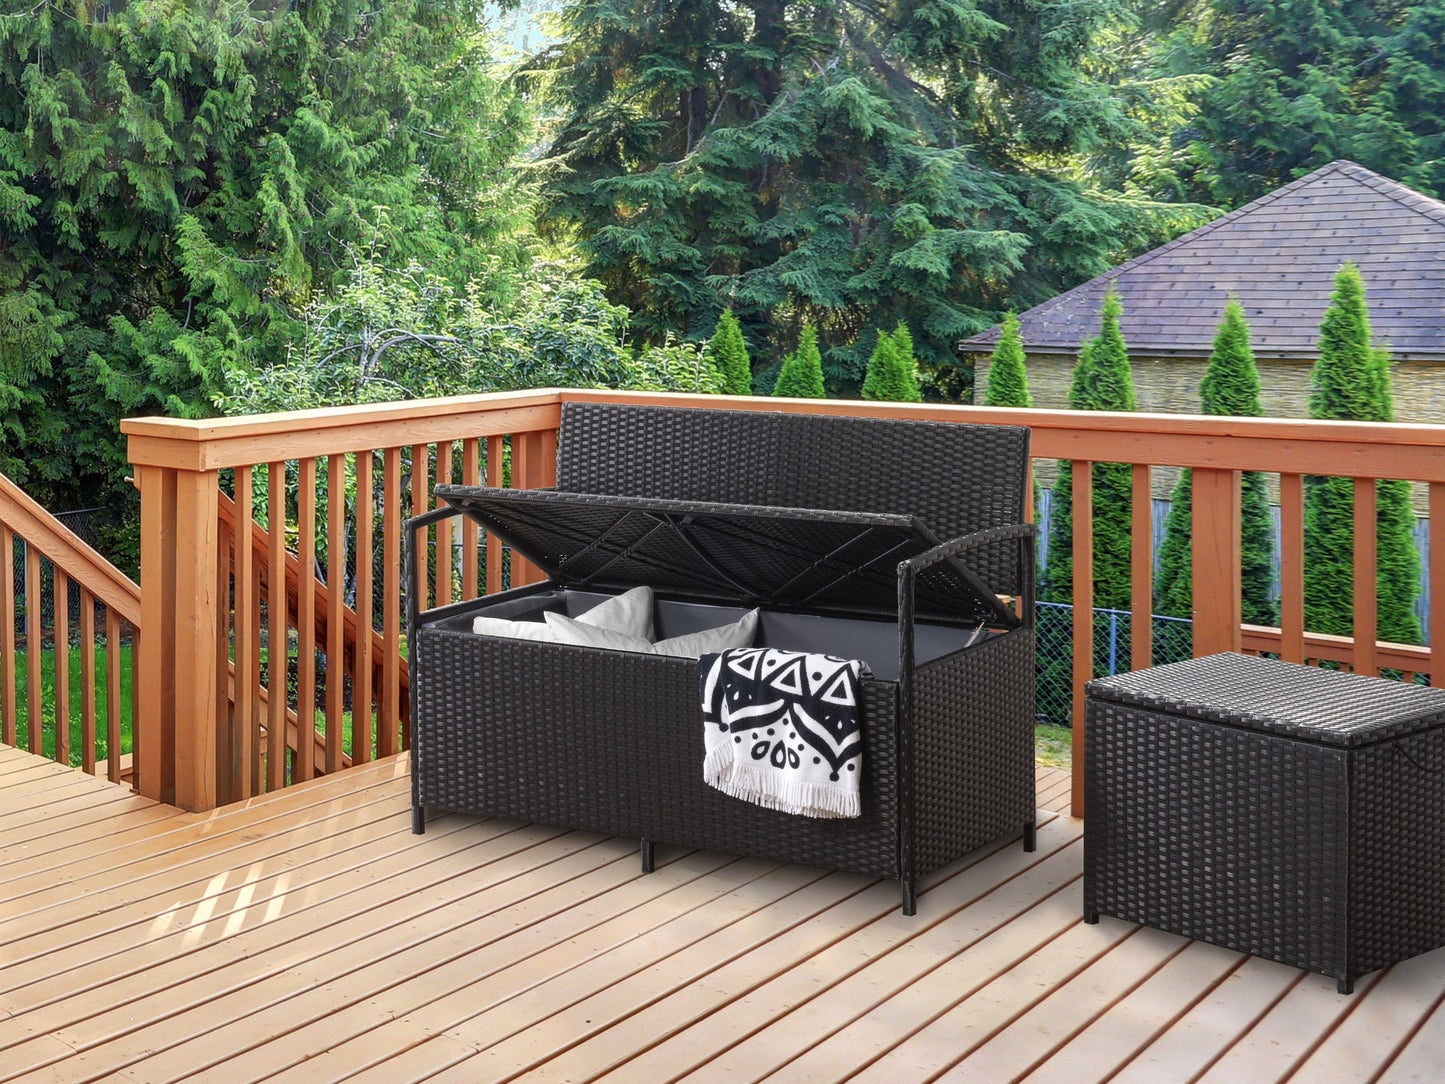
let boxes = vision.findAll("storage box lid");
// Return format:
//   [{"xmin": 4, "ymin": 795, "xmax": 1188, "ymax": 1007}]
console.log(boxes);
[
  {"xmin": 1086, "ymin": 652, "xmax": 1445, "ymax": 747},
  {"xmin": 435, "ymin": 485, "xmax": 1020, "ymax": 627}
]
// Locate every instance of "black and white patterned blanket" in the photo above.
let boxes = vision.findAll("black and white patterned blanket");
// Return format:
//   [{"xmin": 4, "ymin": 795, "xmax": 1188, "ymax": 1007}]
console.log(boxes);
[{"xmin": 699, "ymin": 647, "xmax": 866, "ymax": 819}]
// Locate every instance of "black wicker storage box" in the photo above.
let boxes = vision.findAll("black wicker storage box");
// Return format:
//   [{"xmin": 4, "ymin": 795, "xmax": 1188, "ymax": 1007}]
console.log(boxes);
[
  {"xmin": 407, "ymin": 403, "xmax": 1038, "ymax": 914},
  {"xmin": 1083, "ymin": 651, "xmax": 1445, "ymax": 993}
]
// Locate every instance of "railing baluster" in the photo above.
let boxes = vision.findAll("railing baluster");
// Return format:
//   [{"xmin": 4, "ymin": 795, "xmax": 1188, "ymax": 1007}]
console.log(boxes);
[
  {"xmin": 295, "ymin": 457, "xmax": 317, "ymax": 782},
  {"xmin": 81, "ymin": 587, "xmax": 96, "ymax": 775},
  {"xmin": 461, "ymin": 438, "xmax": 480, "ymax": 600},
  {"xmin": 1190, "ymin": 467, "xmax": 1242, "ymax": 656},
  {"xmin": 106, "ymin": 607, "xmax": 121, "ymax": 784},
  {"xmin": 381, "ymin": 447, "xmax": 401, "ymax": 758},
  {"xmin": 1071, "ymin": 459, "xmax": 1093, "ymax": 818},
  {"xmin": 0, "ymin": 527, "xmax": 11, "ymax": 747},
  {"xmin": 25, "ymin": 542, "xmax": 41, "ymax": 754},
  {"xmin": 1280, "ymin": 473, "xmax": 1305, "ymax": 664},
  {"xmin": 411, "ymin": 443, "xmax": 429, "ymax": 613},
  {"xmin": 54, "ymin": 569, "xmax": 69, "ymax": 766},
  {"xmin": 1353, "ymin": 476, "xmax": 1378, "ymax": 677},
  {"xmin": 234, "ymin": 465, "xmax": 256, "ymax": 798},
  {"xmin": 267, "ymin": 461, "xmax": 287, "ymax": 789},
  {"xmin": 215, "ymin": 515, "xmax": 232, "ymax": 803},
  {"xmin": 353, "ymin": 451, "xmax": 374, "ymax": 765},
  {"xmin": 1131, "ymin": 464, "xmax": 1152, "ymax": 671},
  {"xmin": 326, "ymin": 454, "xmax": 345, "ymax": 775},
  {"xmin": 435, "ymin": 440, "xmax": 453, "ymax": 608},
  {"xmin": 486, "ymin": 435, "xmax": 504, "ymax": 594},
  {"xmin": 1432, "ymin": 483, "xmax": 1445, "ymax": 687}
]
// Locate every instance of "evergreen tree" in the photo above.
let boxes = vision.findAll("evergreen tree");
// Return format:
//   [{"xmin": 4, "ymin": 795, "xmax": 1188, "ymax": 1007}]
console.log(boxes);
[
  {"xmin": 1119, "ymin": 0, "xmax": 1445, "ymax": 204},
  {"xmin": 1042, "ymin": 290, "xmax": 1136, "ymax": 610},
  {"xmin": 772, "ymin": 324, "xmax": 825, "ymax": 399},
  {"xmin": 1304, "ymin": 265, "xmax": 1421, "ymax": 642},
  {"xmin": 0, "ymin": 0, "xmax": 529, "ymax": 524},
  {"xmin": 707, "ymin": 310, "xmax": 754, "ymax": 395},
  {"xmin": 1154, "ymin": 300, "xmax": 1277, "ymax": 624},
  {"xmin": 861, "ymin": 324, "xmax": 922, "ymax": 403},
  {"xmin": 984, "ymin": 314, "xmax": 1033, "ymax": 408},
  {"xmin": 534, "ymin": 0, "xmax": 1212, "ymax": 390}
]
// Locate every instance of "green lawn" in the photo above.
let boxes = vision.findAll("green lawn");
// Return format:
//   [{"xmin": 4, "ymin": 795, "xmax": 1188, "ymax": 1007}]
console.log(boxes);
[
  {"xmin": 11, "ymin": 643, "xmax": 134, "ymax": 768},
  {"xmin": 1035, "ymin": 723, "xmax": 1072, "ymax": 769}
]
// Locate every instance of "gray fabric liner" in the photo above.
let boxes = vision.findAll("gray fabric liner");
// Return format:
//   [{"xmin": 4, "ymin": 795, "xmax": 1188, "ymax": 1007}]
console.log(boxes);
[{"xmin": 424, "ymin": 587, "xmax": 995, "ymax": 682}]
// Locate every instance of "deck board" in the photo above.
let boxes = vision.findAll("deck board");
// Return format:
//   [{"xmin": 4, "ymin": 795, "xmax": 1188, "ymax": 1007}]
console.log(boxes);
[{"xmin": 0, "ymin": 749, "xmax": 1440, "ymax": 1082}]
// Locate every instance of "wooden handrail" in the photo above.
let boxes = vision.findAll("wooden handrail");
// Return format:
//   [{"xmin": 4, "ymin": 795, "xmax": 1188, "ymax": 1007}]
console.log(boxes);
[{"xmin": 0, "ymin": 474, "xmax": 140, "ymax": 623}]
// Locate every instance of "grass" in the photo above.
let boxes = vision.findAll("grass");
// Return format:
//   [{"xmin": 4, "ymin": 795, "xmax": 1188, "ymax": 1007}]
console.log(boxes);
[
  {"xmin": 1035, "ymin": 723, "xmax": 1072, "ymax": 769},
  {"xmin": 12, "ymin": 643, "xmax": 134, "ymax": 768}
]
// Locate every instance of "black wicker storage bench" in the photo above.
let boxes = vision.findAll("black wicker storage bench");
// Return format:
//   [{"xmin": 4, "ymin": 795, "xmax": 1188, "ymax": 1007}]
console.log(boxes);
[
  {"xmin": 1083, "ymin": 651, "xmax": 1445, "ymax": 993},
  {"xmin": 407, "ymin": 402, "xmax": 1038, "ymax": 914}
]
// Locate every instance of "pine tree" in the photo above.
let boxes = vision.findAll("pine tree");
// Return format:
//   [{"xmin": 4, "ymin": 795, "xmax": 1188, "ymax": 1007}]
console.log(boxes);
[
  {"xmin": 0, "ymin": 0, "xmax": 530, "ymax": 529},
  {"xmin": 772, "ymin": 324, "xmax": 825, "ymax": 399},
  {"xmin": 535, "ymin": 0, "xmax": 1209, "ymax": 389},
  {"xmin": 984, "ymin": 314, "xmax": 1033, "ymax": 408},
  {"xmin": 1155, "ymin": 300, "xmax": 1277, "ymax": 624},
  {"xmin": 1304, "ymin": 265, "xmax": 1421, "ymax": 642},
  {"xmin": 707, "ymin": 309, "xmax": 754, "ymax": 395},
  {"xmin": 1042, "ymin": 290, "xmax": 1136, "ymax": 610},
  {"xmin": 861, "ymin": 324, "xmax": 922, "ymax": 403}
]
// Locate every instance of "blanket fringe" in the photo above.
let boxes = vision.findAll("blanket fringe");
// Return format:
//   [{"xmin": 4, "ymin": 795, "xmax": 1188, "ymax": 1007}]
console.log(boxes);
[{"xmin": 706, "ymin": 759, "xmax": 860, "ymax": 820}]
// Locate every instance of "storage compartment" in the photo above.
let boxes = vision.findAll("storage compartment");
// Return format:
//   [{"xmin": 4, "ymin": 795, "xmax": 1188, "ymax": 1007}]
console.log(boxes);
[{"xmin": 407, "ymin": 402, "xmax": 1039, "ymax": 914}]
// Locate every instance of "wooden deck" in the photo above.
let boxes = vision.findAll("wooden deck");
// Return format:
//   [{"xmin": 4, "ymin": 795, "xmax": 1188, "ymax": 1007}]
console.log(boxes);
[{"xmin": 0, "ymin": 746, "xmax": 1441, "ymax": 1083}]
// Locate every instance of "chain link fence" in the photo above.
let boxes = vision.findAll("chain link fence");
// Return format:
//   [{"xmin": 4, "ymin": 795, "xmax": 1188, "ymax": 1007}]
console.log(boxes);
[{"xmin": 11, "ymin": 508, "xmax": 108, "ymax": 638}]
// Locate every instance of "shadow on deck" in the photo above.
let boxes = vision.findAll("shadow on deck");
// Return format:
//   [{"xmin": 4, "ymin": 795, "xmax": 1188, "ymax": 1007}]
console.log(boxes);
[{"xmin": 0, "ymin": 747, "xmax": 1440, "ymax": 1082}]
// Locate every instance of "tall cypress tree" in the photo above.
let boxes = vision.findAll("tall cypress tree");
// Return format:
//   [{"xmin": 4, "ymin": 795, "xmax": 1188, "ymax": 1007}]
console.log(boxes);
[
  {"xmin": 861, "ymin": 324, "xmax": 922, "ymax": 403},
  {"xmin": 772, "ymin": 324, "xmax": 825, "ymax": 398},
  {"xmin": 984, "ymin": 313, "xmax": 1032, "ymax": 408},
  {"xmin": 1304, "ymin": 265, "xmax": 1421, "ymax": 642},
  {"xmin": 1155, "ymin": 300, "xmax": 1277, "ymax": 624},
  {"xmin": 707, "ymin": 309, "xmax": 754, "ymax": 395},
  {"xmin": 534, "ymin": 0, "xmax": 1209, "ymax": 385},
  {"xmin": 1042, "ymin": 290, "xmax": 1136, "ymax": 610}
]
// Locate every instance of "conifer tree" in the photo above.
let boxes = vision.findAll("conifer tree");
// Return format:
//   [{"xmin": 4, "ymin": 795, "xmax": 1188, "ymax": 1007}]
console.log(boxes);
[
  {"xmin": 1304, "ymin": 265, "xmax": 1421, "ymax": 642},
  {"xmin": 0, "ymin": 0, "xmax": 529, "ymax": 522},
  {"xmin": 984, "ymin": 314, "xmax": 1033, "ymax": 409},
  {"xmin": 1042, "ymin": 290, "xmax": 1136, "ymax": 610},
  {"xmin": 861, "ymin": 324, "xmax": 922, "ymax": 403},
  {"xmin": 707, "ymin": 310, "xmax": 754, "ymax": 395},
  {"xmin": 772, "ymin": 325, "xmax": 825, "ymax": 399},
  {"xmin": 535, "ymin": 0, "xmax": 1204, "ymax": 385},
  {"xmin": 1155, "ymin": 301, "xmax": 1277, "ymax": 624}
]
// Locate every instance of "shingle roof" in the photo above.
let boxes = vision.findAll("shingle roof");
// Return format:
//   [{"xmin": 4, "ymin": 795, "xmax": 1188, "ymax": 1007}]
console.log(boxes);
[{"xmin": 962, "ymin": 161, "xmax": 1445, "ymax": 360}]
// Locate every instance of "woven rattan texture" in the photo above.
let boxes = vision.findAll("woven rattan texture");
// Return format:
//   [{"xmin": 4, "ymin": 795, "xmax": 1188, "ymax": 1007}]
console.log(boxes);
[
  {"xmin": 1348, "ymin": 729, "xmax": 1445, "ymax": 978},
  {"xmin": 1086, "ymin": 652, "xmax": 1445, "ymax": 746},
  {"xmin": 413, "ymin": 628, "xmax": 903, "ymax": 879},
  {"xmin": 1084, "ymin": 701, "xmax": 1353, "ymax": 982},
  {"xmin": 554, "ymin": 403, "xmax": 1030, "ymax": 593},
  {"xmin": 911, "ymin": 627, "xmax": 1036, "ymax": 874}
]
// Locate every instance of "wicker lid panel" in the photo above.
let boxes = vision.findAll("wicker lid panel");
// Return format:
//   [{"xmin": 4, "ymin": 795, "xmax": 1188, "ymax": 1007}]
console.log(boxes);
[
  {"xmin": 1085, "ymin": 652, "xmax": 1445, "ymax": 747},
  {"xmin": 436, "ymin": 485, "xmax": 1018, "ymax": 626}
]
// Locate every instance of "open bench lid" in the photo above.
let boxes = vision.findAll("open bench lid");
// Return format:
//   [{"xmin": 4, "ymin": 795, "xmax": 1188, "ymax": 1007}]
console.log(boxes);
[{"xmin": 436, "ymin": 485, "xmax": 1020, "ymax": 628}]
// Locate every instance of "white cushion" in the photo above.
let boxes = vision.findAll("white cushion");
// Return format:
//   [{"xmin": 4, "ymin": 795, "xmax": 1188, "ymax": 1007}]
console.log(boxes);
[
  {"xmin": 652, "ymin": 609, "xmax": 759, "ymax": 657},
  {"xmin": 470, "ymin": 615, "xmax": 560, "ymax": 641},
  {"xmin": 544, "ymin": 608, "xmax": 759, "ymax": 659},
  {"xmin": 544, "ymin": 611, "xmax": 653, "ymax": 652},
  {"xmin": 576, "ymin": 585, "xmax": 654, "ymax": 640}
]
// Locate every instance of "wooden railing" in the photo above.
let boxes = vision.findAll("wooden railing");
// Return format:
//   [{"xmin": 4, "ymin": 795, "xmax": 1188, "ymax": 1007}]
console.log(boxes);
[
  {"xmin": 0, "ymin": 474, "xmax": 138, "ymax": 782},
  {"xmin": 121, "ymin": 389, "xmax": 1445, "ymax": 814}
]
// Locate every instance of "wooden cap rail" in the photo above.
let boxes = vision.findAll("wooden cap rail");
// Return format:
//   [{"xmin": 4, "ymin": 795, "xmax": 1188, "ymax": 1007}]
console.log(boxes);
[{"xmin": 117, "ymin": 389, "xmax": 1445, "ymax": 814}]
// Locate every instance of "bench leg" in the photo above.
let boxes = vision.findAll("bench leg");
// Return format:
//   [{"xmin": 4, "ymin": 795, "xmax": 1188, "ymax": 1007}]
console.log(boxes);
[
  {"xmin": 1023, "ymin": 820, "xmax": 1037, "ymax": 852},
  {"xmin": 412, "ymin": 805, "xmax": 426, "ymax": 835},
  {"xmin": 640, "ymin": 838, "xmax": 655, "ymax": 874},
  {"xmin": 1084, "ymin": 910, "xmax": 1099, "ymax": 924},
  {"xmin": 901, "ymin": 877, "xmax": 916, "ymax": 916},
  {"xmin": 1337, "ymin": 977, "xmax": 1354, "ymax": 995}
]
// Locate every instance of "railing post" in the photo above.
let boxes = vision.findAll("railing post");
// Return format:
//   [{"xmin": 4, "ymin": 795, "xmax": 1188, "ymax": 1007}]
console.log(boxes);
[
  {"xmin": 136, "ymin": 463, "xmax": 223, "ymax": 811},
  {"xmin": 1191, "ymin": 467, "xmax": 1242, "ymax": 656}
]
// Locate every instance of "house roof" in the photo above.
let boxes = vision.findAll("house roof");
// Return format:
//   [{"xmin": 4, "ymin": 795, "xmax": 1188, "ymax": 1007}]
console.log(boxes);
[{"xmin": 962, "ymin": 161, "xmax": 1445, "ymax": 361}]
